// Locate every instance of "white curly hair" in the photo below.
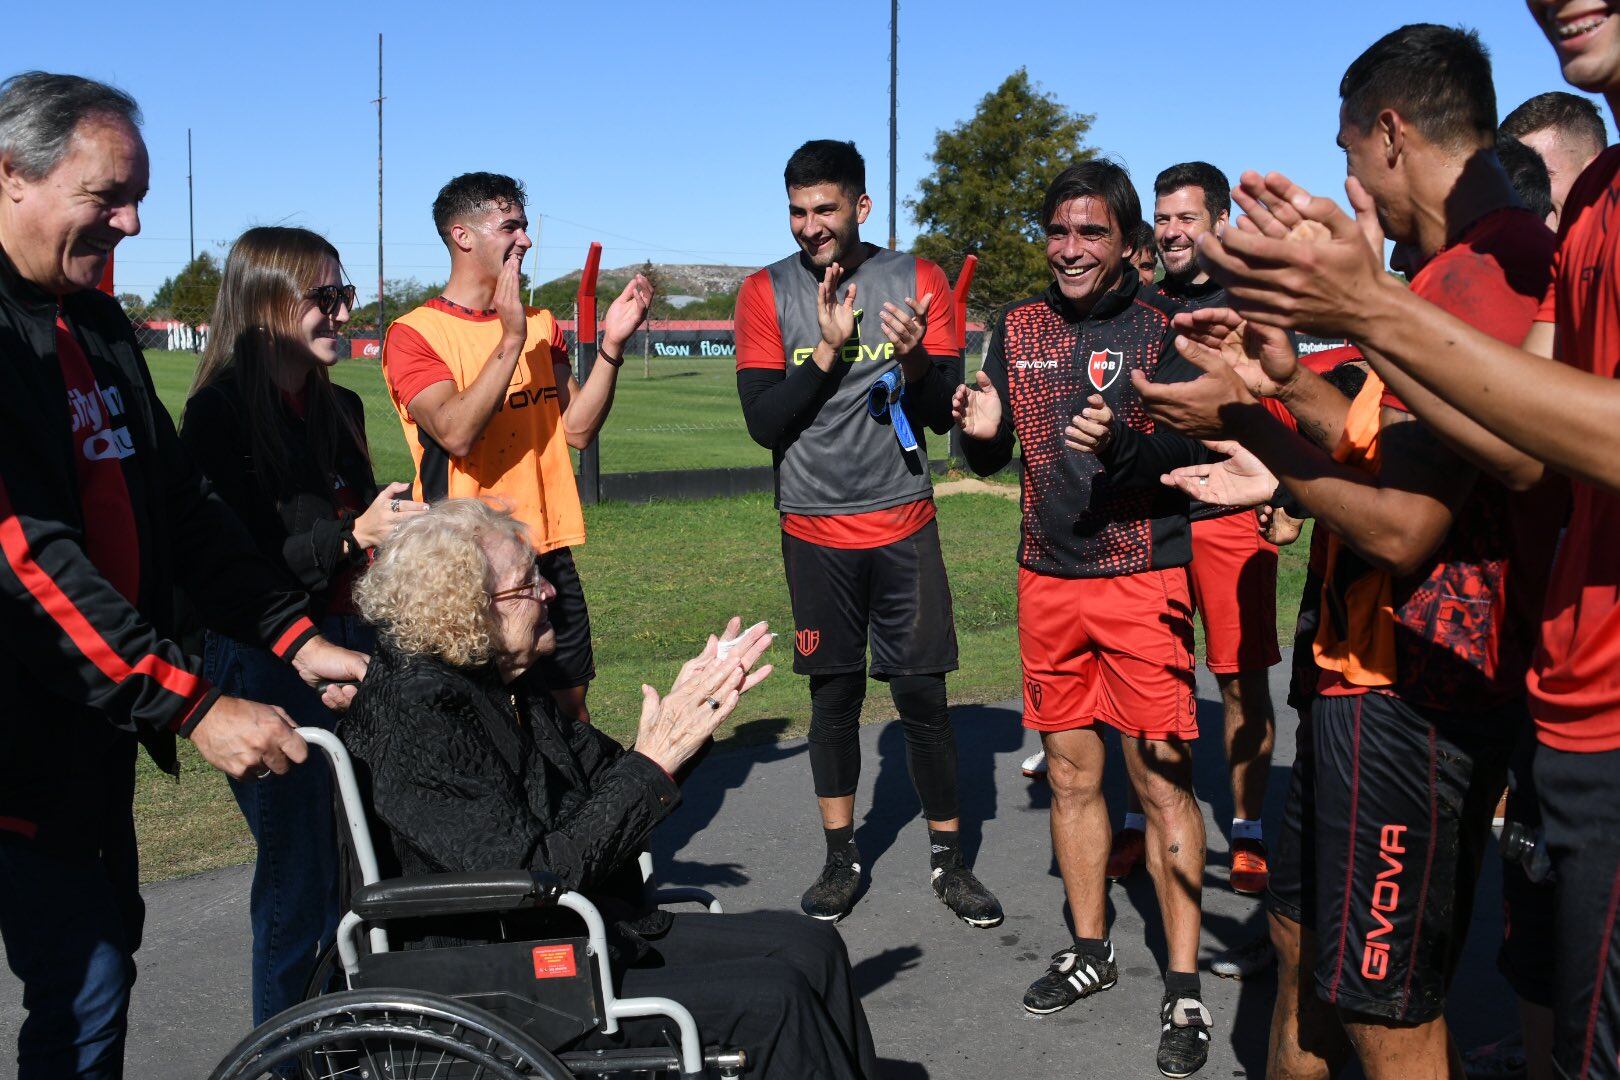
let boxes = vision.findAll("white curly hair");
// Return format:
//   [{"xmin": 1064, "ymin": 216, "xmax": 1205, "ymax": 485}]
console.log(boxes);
[{"xmin": 354, "ymin": 498, "xmax": 531, "ymax": 667}]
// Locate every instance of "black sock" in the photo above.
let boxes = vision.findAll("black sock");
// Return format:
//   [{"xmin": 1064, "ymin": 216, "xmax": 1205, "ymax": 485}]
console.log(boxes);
[
  {"xmin": 1164, "ymin": 969, "xmax": 1201, "ymax": 1000},
  {"xmin": 1071, "ymin": 936, "xmax": 1112, "ymax": 963},
  {"xmin": 823, "ymin": 824, "xmax": 856, "ymax": 863},
  {"xmin": 928, "ymin": 828, "xmax": 962, "ymax": 872}
]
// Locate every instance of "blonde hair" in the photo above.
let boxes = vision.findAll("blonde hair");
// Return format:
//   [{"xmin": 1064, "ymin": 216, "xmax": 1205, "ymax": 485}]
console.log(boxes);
[{"xmin": 355, "ymin": 499, "xmax": 531, "ymax": 667}]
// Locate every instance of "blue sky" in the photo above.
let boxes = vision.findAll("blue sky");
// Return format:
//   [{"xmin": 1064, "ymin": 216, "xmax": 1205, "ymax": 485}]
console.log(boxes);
[{"xmin": 6, "ymin": 1, "xmax": 1604, "ymax": 301}]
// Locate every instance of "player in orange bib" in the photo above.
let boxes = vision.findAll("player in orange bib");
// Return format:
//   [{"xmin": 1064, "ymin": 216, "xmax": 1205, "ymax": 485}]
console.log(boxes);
[{"xmin": 381, "ymin": 173, "xmax": 651, "ymax": 726}]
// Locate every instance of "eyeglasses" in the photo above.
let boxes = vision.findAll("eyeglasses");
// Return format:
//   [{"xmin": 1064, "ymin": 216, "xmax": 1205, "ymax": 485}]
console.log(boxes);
[
  {"xmin": 305, "ymin": 283, "xmax": 357, "ymax": 317},
  {"xmin": 489, "ymin": 571, "xmax": 545, "ymax": 605}
]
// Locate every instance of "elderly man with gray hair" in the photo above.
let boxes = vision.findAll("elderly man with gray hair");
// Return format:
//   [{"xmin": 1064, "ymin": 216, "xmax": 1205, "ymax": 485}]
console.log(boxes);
[{"xmin": 0, "ymin": 72, "xmax": 367, "ymax": 1078}]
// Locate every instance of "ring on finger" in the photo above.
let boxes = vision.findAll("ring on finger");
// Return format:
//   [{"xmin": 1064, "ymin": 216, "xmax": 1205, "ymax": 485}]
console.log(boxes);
[
  {"xmin": 254, "ymin": 767, "xmax": 272, "ymax": 780},
  {"xmin": 389, "ymin": 499, "xmax": 401, "ymax": 513},
  {"xmin": 703, "ymin": 696, "xmax": 722, "ymax": 710}
]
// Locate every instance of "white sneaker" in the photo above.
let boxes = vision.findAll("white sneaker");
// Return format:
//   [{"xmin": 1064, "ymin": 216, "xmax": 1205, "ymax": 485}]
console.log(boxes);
[{"xmin": 1021, "ymin": 749, "xmax": 1048, "ymax": 778}]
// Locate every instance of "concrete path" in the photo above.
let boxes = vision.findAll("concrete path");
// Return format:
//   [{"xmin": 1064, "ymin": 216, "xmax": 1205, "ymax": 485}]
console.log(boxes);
[{"xmin": 0, "ymin": 654, "xmax": 1517, "ymax": 1077}]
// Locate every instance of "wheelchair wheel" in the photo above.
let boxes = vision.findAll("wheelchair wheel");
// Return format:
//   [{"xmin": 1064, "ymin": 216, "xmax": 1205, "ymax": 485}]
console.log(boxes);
[
  {"xmin": 209, "ymin": 988, "xmax": 572, "ymax": 1080},
  {"xmin": 301, "ymin": 938, "xmax": 344, "ymax": 1001}
]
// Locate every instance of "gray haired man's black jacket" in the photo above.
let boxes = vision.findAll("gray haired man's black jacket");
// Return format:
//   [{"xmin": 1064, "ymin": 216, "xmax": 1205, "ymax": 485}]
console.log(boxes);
[{"xmin": 0, "ymin": 247, "xmax": 317, "ymax": 849}]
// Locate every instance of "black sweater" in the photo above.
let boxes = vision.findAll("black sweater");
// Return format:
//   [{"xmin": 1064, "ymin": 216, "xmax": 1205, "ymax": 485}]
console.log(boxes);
[
  {"xmin": 963, "ymin": 275, "xmax": 1206, "ymax": 577},
  {"xmin": 338, "ymin": 640, "xmax": 682, "ymax": 953},
  {"xmin": 180, "ymin": 369, "xmax": 377, "ymax": 615}
]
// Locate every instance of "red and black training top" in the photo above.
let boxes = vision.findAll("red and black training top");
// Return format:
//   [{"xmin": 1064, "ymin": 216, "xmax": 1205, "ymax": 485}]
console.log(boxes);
[
  {"xmin": 1528, "ymin": 146, "xmax": 1620, "ymax": 752},
  {"xmin": 963, "ymin": 272, "xmax": 1203, "ymax": 578}
]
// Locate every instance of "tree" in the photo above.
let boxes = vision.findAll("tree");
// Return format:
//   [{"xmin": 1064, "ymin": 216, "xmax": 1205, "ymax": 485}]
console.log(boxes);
[
  {"xmin": 346, "ymin": 278, "xmax": 444, "ymax": 335},
  {"xmin": 116, "ymin": 293, "xmax": 150, "ymax": 323},
  {"xmin": 150, "ymin": 252, "xmax": 224, "ymax": 328},
  {"xmin": 909, "ymin": 69, "xmax": 1095, "ymax": 317}
]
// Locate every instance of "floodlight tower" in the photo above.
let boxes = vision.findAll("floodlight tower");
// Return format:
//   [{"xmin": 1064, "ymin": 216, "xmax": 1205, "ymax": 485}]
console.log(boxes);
[{"xmin": 888, "ymin": 0, "xmax": 898, "ymax": 251}]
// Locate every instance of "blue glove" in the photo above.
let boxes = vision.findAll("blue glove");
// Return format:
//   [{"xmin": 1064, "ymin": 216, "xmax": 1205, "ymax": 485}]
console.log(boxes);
[{"xmin": 866, "ymin": 369, "xmax": 919, "ymax": 454}]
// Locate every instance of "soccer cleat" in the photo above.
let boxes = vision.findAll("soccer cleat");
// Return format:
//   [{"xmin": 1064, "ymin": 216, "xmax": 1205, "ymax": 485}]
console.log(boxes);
[
  {"xmin": 1157, "ymin": 993, "xmax": 1213, "ymax": 1078},
  {"xmin": 1209, "ymin": 934, "xmax": 1275, "ymax": 980},
  {"xmin": 931, "ymin": 865, "xmax": 1005, "ymax": 927},
  {"xmin": 800, "ymin": 849, "xmax": 861, "ymax": 922},
  {"xmin": 1229, "ymin": 838, "xmax": 1270, "ymax": 895},
  {"xmin": 1106, "ymin": 827, "xmax": 1146, "ymax": 881},
  {"xmin": 1022, "ymin": 943, "xmax": 1117, "ymax": 1014},
  {"xmin": 1020, "ymin": 748, "xmax": 1048, "ymax": 778}
]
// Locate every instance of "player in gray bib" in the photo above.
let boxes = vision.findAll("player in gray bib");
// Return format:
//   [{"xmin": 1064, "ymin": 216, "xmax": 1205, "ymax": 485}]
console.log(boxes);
[{"xmin": 734, "ymin": 140, "xmax": 1002, "ymax": 928}]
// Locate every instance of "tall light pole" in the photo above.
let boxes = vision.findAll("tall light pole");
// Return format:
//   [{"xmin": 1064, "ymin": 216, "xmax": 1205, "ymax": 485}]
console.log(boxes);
[
  {"xmin": 888, "ymin": 0, "xmax": 898, "ymax": 250},
  {"xmin": 186, "ymin": 128, "xmax": 194, "ymax": 263},
  {"xmin": 375, "ymin": 33, "xmax": 385, "ymax": 335}
]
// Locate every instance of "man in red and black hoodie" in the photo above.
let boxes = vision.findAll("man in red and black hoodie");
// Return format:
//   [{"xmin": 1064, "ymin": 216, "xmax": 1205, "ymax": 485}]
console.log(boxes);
[
  {"xmin": 955, "ymin": 159, "xmax": 1214, "ymax": 1078},
  {"xmin": 0, "ymin": 74, "xmax": 366, "ymax": 1077}
]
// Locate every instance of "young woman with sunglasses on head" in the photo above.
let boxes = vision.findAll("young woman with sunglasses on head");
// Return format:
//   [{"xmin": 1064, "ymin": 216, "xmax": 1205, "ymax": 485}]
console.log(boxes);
[{"xmin": 180, "ymin": 226, "xmax": 427, "ymax": 1026}]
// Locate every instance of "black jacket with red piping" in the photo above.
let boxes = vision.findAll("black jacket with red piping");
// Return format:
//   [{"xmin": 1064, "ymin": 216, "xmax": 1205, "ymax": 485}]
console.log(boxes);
[{"xmin": 0, "ymin": 247, "xmax": 316, "ymax": 848}]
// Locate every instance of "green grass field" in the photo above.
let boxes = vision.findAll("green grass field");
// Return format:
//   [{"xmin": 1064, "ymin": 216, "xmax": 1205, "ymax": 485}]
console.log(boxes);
[
  {"xmin": 150, "ymin": 351, "xmax": 788, "ymax": 478},
  {"xmin": 133, "ymin": 349, "xmax": 1311, "ymax": 882}
]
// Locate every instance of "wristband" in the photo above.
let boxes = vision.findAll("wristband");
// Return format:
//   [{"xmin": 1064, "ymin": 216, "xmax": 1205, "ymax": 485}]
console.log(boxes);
[{"xmin": 599, "ymin": 345, "xmax": 624, "ymax": 368}]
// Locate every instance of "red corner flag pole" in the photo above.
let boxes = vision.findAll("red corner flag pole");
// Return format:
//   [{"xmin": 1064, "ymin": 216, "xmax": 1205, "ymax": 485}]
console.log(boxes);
[
  {"xmin": 947, "ymin": 254, "xmax": 977, "ymax": 463},
  {"xmin": 952, "ymin": 254, "xmax": 976, "ymax": 353},
  {"xmin": 575, "ymin": 242, "xmax": 604, "ymax": 505}
]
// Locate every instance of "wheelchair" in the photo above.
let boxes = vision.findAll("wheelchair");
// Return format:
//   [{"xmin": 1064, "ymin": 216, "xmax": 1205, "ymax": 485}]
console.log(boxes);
[{"xmin": 209, "ymin": 728, "xmax": 749, "ymax": 1080}]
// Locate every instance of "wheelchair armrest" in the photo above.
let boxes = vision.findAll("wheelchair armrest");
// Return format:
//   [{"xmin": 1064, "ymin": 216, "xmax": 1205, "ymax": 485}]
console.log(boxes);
[
  {"xmin": 350, "ymin": 870, "xmax": 566, "ymax": 921},
  {"xmin": 654, "ymin": 886, "xmax": 724, "ymax": 914}
]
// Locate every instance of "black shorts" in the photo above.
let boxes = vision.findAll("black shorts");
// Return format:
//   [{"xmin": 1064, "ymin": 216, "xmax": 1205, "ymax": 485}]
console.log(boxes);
[
  {"xmin": 528, "ymin": 546, "xmax": 595, "ymax": 691},
  {"xmin": 1267, "ymin": 708, "xmax": 1315, "ymax": 928},
  {"xmin": 1536, "ymin": 741, "xmax": 1620, "ymax": 1079},
  {"xmin": 1275, "ymin": 692, "xmax": 1515, "ymax": 1023},
  {"xmin": 780, "ymin": 521, "xmax": 958, "ymax": 680},
  {"xmin": 1498, "ymin": 731, "xmax": 1555, "ymax": 1009}
]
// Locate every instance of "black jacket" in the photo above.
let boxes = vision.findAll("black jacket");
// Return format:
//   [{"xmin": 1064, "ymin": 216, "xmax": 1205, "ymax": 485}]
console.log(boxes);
[
  {"xmin": 963, "ymin": 273, "xmax": 1204, "ymax": 577},
  {"xmin": 180, "ymin": 369, "xmax": 377, "ymax": 615},
  {"xmin": 0, "ymin": 248, "xmax": 317, "ymax": 847},
  {"xmin": 338, "ymin": 640, "xmax": 682, "ymax": 954}
]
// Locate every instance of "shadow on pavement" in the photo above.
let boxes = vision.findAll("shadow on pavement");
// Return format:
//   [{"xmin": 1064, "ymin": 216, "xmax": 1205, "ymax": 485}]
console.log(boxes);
[
  {"xmin": 852, "ymin": 944, "xmax": 924, "ymax": 996},
  {"xmin": 652, "ymin": 715, "xmax": 806, "ymax": 888},
  {"xmin": 856, "ymin": 701, "xmax": 1026, "ymax": 874}
]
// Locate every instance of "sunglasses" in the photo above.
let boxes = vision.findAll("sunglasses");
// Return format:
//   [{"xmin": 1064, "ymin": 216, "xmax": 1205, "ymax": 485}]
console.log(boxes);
[{"xmin": 305, "ymin": 283, "xmax": 357, "ymax": 317}]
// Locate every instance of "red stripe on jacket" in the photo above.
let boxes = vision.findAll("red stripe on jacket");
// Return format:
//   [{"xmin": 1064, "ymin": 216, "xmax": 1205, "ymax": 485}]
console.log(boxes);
[{"xmin": 0, "ymin": 477, "xmax": 212, "ymax": 730}]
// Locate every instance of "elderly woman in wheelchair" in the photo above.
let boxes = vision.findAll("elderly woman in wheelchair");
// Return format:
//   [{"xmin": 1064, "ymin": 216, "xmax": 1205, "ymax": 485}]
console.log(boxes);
[{"xmin": 212, "ymin": 498, "xmax": 877, "ymax": 1079}]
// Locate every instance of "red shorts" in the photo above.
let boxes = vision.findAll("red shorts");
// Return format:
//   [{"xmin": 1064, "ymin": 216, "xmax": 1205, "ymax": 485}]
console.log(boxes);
[
  {"xmin": 1187, "ymin": 511, "xmax": 1281, "ymax": 675},
  {"xmin": 1018, "ymin": 567, "xmax": 1197, "ymax": 739}
]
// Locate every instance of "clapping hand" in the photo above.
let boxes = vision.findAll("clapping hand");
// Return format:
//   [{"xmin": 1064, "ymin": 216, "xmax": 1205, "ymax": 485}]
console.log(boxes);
[
  {"xmin": 1195, "ymin": 170, "xmax": 1388, "ymax": 336},
  {"xmin": 1161, "ymin": 439, "xmax": 1278, "ymax": 508},
  {"xmin": 602, "ymin": 273, "xmax": 654, "ymax": 356},
  {"xmin": 1170, "ymin": 308, "xmax": 1300, "ymax": 399},
  {"xmin": 494, "ymin": 249, "xmax": 528, "ymax": 349},
  {"xmin": 1064, "ymin": 394, "xmax": 1114, "ymax": 454},
  {"xmin": 632, "ymin": 618, "xmax": 774, "ymax": 777},
  {"xmin": 816, "ymin": 264, "xmax": 857, "ymax": 358},
  {"xmin": 880, "ymin": 292, "xmax": 932, "ymax": 357},
  {"xmin": 952, "ymin": 370, "xmax": 1003, "ymax": 440}
]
